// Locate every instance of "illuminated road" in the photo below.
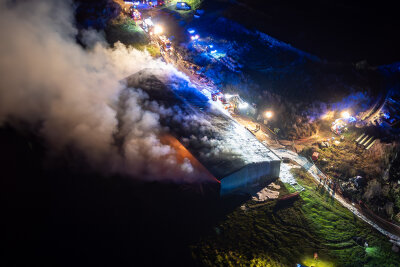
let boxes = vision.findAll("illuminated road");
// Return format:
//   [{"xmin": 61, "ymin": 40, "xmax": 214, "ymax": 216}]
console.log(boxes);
[
  {"xmin": 136, "ymin": 5, "xmax": 400, "ymax": 245},
  {"xmin": 274, "ymin": 148, "xmax": 400, "ymax": 246},
  {"xmin": 164, "ymin": 44, "xmax": 400, "ymax": 244}
]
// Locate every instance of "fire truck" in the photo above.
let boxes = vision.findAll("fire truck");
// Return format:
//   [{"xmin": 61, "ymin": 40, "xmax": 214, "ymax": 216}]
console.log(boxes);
[{"xmin": 159, "ymin": 36, "xmax": 173, "ymax": 54}]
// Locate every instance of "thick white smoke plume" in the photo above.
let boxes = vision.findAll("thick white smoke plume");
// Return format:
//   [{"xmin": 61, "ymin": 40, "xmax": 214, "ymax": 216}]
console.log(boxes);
[{"xmin": 0, "ymin": 0, "xmax": 206, "ymax": 182}]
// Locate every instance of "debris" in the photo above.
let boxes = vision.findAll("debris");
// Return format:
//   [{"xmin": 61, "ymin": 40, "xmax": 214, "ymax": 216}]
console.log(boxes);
[
  {"xmin": 268, "ymin": 182, "xmax": 281, "ymax": 190},
  {"xmin": 278, "ymin": 192, "xmax": 299, "ymax": 202},
  {"xmin": 252, "ymin": 188, "xmax": 280, "ymax": 202},
  {"xmin": 319, "ymin": 141, "xmax": 330, "ymax": 148},
  {"xmin": 333, "ymin": 140, "xmax": 340, "ymax": 146}
]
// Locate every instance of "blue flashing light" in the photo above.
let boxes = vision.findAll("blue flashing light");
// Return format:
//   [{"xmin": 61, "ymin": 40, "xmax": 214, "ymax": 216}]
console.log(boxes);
[
  {"xmin": 209, "ymin": 44, "xmax": 213, "ymax": 48},
  {"xmin": 383, "ymin": 112, "xmax": 390, "ymax": 119},
  {"xmin": 210, "ymin": 50, "xmax": 217, "ymax": 54},
  {"xmin": 348, "ymin": 116, "xmax": 356, "ymax": 123},
  {"xmin": 188, "ymin": 28, "xmax": 195, "ymax": 34}
]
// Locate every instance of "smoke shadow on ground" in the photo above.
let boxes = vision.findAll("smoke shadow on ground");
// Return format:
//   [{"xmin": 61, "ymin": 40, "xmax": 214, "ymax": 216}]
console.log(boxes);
[{"xmin": 0, "ymin": 125, "xmax": 251, "ymax": 266}]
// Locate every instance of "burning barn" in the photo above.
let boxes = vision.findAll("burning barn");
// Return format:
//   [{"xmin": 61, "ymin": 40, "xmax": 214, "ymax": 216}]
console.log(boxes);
[{"xmin": 125, "ymin": 69, "xmax": 281, "ymax": 195}]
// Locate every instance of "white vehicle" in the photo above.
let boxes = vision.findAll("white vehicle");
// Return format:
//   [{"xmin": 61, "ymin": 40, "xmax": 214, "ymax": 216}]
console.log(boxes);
[{"xmin": 141, "ymin": 17, "xmax": 154, "ymax": 33}]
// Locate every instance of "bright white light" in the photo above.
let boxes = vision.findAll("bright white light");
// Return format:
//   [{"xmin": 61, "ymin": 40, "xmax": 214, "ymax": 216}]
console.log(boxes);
[
  {"xmin": 191, "ymin": 34, "xmax": 199, "ymax": 40},
  {"xmin": 144, "ymin": 18, "xmax": 153, "ymax": 26},
  {"xmin": 224, "ymin": 94, "xmax": 233, "ymax": 98},
  {"xmin": 341, "ymin": 110, "xmax": 351, "ymax": 119},
  {"xmin": 210, "ymin": 50, "xmax": 217, "ymax": 54},
  {"xmin": 265, "ymin": 111, "xmax": 273, "ymax": 119},
  {"xmin": 153, "ymin": 25, "xmax": 163, "ymax": 35},
  {"xmin": 239, "ymin": 102, "xmax": 248, "ymax": 109}
]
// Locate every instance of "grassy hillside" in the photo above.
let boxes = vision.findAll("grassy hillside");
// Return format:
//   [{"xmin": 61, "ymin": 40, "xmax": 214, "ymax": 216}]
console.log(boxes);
[{"xmin": 192, "ymin": 169, "xmax": 400, "ymax": 266}]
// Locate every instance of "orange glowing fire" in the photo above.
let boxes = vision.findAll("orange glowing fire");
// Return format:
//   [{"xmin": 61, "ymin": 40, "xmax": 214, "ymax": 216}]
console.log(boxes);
[{"xmin": 160, "ymin": 135, "xmax": 219, "ymax": 183}]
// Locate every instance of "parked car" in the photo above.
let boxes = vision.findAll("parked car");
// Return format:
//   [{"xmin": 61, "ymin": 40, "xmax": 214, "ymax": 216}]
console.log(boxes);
[{"xmin": 176, "ymin": 2, "xmax": 191, "ymax": 10}]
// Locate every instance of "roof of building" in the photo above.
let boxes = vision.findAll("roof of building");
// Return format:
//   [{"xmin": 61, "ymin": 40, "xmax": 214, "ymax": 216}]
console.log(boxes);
[{"xmin": 124, "ymin": 69, "xmax": 280, "ymax": 179}]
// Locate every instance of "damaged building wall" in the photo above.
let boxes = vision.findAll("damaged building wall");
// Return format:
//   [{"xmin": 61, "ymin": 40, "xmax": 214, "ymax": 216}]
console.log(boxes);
[
  {"xmin": 220, "ymin": 160, "xmax": 281, "ymax": 195},
  {"xmin": 125, "ymin": 69, "xmax": 281, "ymax": 195}
]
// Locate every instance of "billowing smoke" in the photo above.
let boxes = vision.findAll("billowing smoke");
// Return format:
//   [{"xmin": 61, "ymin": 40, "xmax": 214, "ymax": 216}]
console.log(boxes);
[{"xmin": 0, "ymin": 0, "xmax": 208, "ymax": 182}]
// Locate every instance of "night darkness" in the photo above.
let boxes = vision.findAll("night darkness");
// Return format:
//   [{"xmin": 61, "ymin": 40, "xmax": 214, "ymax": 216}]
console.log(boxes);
[
  {"xmin": 223, "ymin": 0, "xmax": 400, "ymax": 65},
  {"xmin": 1, "ymin": 0, "xmax": 400, "ymax": 266}
]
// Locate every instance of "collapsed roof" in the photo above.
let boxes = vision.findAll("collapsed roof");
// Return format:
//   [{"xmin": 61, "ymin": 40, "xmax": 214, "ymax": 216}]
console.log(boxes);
[{"xmin": 124, "ymin": 68, "xmax": 280, "ymax": 180}]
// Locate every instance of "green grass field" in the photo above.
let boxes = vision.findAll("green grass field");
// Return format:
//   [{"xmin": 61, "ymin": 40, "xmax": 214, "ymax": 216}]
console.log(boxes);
[
  {"xmin": 105, "ymin": 15, "xmax": 149, "ymax": 46},
  {"xmin": 104, "ymin": 15, "xmax": 160, "ymax": 57},
  {"xmin": 192, "ymin": 169, "xmax": 400, "ymax": 266}
]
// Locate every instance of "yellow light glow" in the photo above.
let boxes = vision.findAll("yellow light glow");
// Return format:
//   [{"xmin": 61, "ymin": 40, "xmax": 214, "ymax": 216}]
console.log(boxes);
[
  {"xmin": 302, "ymin": 256, "xmax": 334, "ymax": 267},
  {"xmin": 341, "ymin": 110, "xmax": 351, "ymax": 119},
  {"xmin": 321, "ymin": 110, "xmax": 335, "ymax": 120},
  {"xmin": 153, "ymin": 25, "xmax": 163, "ymax": 35},
  {"xmin": 265, "ymin": 111, "xmax": 273, "ymax": 119}
]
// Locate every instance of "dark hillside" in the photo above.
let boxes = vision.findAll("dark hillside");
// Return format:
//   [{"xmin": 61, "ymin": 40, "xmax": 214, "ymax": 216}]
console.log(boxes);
[
  {"xmin": 208, "ymin": 0, "xmax": 400, "ymax": 65},
  {"xmin": 0, "ymin": 126, "xmax": 220, "ymax": 266}
]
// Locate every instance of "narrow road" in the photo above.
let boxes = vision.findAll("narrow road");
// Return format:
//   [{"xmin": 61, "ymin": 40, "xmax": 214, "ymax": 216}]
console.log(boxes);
[
  {"xmin": 162, "ymin": 31, "xmax": 400, "ymax": 245},
  {"xmin": 275, "ymin": 148, "xmax": 400, "ymax": 246},
  {"xmin": 131, "ymin": 3, "xmax": 400, "ymax": 246}
]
